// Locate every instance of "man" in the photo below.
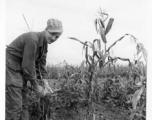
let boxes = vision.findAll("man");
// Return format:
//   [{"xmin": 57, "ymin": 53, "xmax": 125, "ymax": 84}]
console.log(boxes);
[{"xmin": 6, "ymin": 18, "xmax": 63, "ymax": 120}]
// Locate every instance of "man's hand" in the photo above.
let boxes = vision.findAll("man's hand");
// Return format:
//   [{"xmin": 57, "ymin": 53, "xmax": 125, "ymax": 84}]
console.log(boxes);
[
  {"xmin": 43, "ymin": 79, "xmax": 54, "ymax": 94},
  {"xmin": 34, "ymin": 85, "xmax": 44, "ymax": 97}
]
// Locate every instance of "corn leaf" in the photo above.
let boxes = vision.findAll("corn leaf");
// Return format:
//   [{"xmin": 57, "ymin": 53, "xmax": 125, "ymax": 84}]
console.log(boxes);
[
  {"xmin": 99, "ymin": 18, "xmax": 105, "ymax": 29},
  {"xmin": 85, "ymin": 46, "xmax": 90, "ymax": 65},
  {"xmin": 97, "ymin": 39, "xmax": 101, "ymax": 50},
  {"xmin": 96, "ymin": 50, "xmax": 104, "ymax": 57},
  {"xmin": 69, "ymin": 73, "xmax": 79, "ymax": 79},
  {"xmin": 132, "ymin": 86, "xmax": 145, "ymax": 110},
  {"xmin": 136, "ymin": 43, "xmax": 142, "ymax": 55},
  {"xmin": 82, "ymin": 42, "xmax": 87, "ymax": 55},
  {"xmin": 80, "ymin": 60, "xmax": 86, "ymax": 71},
  {"xmin": 136, "ymin": 43, "xmax": 147, "ymax": 62},
  {"xmin": 88, "ymin": 55, "xmax": 93, "ymax": 64},
  {"xmin": 105, "ymin": 18, "xmax": 114, "ymax": 35},
  {"xmin": 106, "ymin": 34, "xmax": 129, "ymax": 53},
  {"xmin": 137, "ymin": 61, "xmax": 144, "ymax": 75},
  {"xmin": 86, "ymin": 41, "xmax": 95, "ymax": 52},
  {"xmin": 94, "ymin": 19, "xmax": 98, "ymax": 34},
  {"xmin": 99, "ymin": 59, "xmax": 105, "ymax": 69},
  {"xmin": 99, "ymin": 22, "xmax": 107, "ymax": 43},
  {"xmin": 93, "ymin": 39, "xmax": 101, "ymax": 51},
  {"xmin": 142, "ymin": 47, "xmax": 148, "ymax": 62},
  {"xmin": 135, "ymin": 75, "xmax": 145, "ymax": 87},
  {"xmin": 68, "ymin": 37, "xmax": 88, "ymax": 46},
  {"xmin": 129, "ymin": 34, "xmax": 138, "ymax": 43},
  {"xmin": 118, "ymin": 77, "xmax": 128, "ymax": 88},
  {"xmin": 97, "ymin": 8, "xmax": 108, "ymax": 22}
]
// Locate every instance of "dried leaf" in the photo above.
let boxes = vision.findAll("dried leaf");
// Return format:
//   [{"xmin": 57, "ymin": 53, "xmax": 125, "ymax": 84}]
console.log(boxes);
[
  {"xmin": 94, "ymin": 19, "xmax": 98, "ymax": 33},
  {"xmin": 99, "ymin": 18, "xmax": 105, "ymax": 28},
  {"xmin": 136, "ymin": 43, "xmax": 147, "ymax": 62},
  {"xmin": 69, "ymin": 73, "xmax": 79, "ymax": 79},
  {"xmin": 86, "ymin": 41, "xmax": 95, "ymax": 52},
  {"xmin": 68, "ymin": 37, "xmax": 87, "ymax": 46},
  {"xmin": 85, "ymin": 46, "xmax": 90, "ymax": 65},
  {"xmin": 93, "ymin": 39, "xmax": 101, "ymax": 51},
  {"xmin": 132, "ymin": 86, "xmax": 145, "ymax": 110},
  {"xmin": 136, "ymin": 75, "xmax": 145, "ymax": 86},
  {"xmin": 106, "ymin": 34, "xmax": 129, "ymax": 53},
  {"xmin": 105, "ymin": 18, "xmax": 114, "ymax": 35},
  {"xmin": 118, "ymin": 77, "xmax": 128, "ymax": 88},
  {"xmin": 130, "ymin": 34, "xmax": 138, "ymax": 43}
]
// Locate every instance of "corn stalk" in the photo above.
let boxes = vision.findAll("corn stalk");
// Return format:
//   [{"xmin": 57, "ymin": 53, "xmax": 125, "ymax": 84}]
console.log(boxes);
[{"xmin": 68, "ymin": 8, "xmax": 147, "ymax": 119}]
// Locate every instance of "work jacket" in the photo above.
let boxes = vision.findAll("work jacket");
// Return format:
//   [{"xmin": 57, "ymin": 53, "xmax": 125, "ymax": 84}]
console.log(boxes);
[{"xmin": 6, "ymin": 31, "xmax": 49, "ymax": 84}]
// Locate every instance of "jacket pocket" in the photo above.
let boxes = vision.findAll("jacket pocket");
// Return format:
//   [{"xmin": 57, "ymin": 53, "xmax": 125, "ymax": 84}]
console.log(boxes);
[{"xmin": 6, "ymin": 59, "xmax": 21, "ymax": 72}]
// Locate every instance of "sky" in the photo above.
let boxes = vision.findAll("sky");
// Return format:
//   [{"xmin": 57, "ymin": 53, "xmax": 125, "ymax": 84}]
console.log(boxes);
[{"xmin": 5, "ymin": 0, "xmax": 149, "ymax": 66}]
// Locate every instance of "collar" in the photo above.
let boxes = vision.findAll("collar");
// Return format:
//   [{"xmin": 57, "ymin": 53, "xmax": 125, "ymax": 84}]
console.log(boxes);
[{"xmin": 38, "ymin": 31, "xmax": 47, "ymax": 47}]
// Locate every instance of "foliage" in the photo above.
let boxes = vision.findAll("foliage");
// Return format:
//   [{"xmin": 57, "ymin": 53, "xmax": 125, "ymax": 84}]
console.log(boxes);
[{"xmin": 28, "ymin": 61, "xmax": 146, "ymax": 120}]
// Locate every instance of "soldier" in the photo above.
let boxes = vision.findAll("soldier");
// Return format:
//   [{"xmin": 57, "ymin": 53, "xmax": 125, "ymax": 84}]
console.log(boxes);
[{"xmin": 6, "ymin": 19, "xmax": 63, "ymax": 120}]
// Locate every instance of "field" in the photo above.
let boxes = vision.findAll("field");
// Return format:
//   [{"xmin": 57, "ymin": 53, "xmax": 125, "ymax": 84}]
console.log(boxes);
[
  {"xmin": 26, "ymin": 9, "xmax": 147, "ymax": 120},
  {"xmin": 28, "ymin": 61, "xmax": 146, "ymax": 120}
]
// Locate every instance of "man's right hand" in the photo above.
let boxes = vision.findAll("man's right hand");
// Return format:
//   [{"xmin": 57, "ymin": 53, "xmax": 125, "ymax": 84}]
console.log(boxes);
[{"xmin": 34, "ymin": 85, "xmax": 44, "ymax": 97}]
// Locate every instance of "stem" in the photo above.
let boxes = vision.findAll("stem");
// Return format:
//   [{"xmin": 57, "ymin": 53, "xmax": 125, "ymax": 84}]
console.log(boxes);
[
  {"xmin": 105, "ymin": 43, "xmax": 106, "ymax": 54},
  {"xmin": 22, "ymin": 14, "xmax": 30, "ymax": 31}
]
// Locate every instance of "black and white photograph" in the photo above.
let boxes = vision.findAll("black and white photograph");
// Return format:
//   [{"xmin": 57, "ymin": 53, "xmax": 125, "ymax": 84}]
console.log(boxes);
[{"xmin": 1, "ymin": 0, "xmax": 152, "ymax": 120}]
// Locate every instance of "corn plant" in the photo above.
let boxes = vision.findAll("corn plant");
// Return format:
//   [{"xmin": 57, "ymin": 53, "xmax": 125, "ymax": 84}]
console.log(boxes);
[{"xmin": 68, "ymin": 8, "xmax": 147, "ymax": 120}]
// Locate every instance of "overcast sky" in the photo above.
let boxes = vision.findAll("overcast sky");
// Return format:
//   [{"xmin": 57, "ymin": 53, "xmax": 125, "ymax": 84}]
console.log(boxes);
[{"xmin": 5, "ymin": 0, "xmax": 149, "ymax": 65}]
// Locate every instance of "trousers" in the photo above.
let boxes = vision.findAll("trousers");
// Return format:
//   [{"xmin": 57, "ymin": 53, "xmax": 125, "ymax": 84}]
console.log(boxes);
[{"xmin": 6, "ymin": 54, "xmax": 29, "ymax": 120}]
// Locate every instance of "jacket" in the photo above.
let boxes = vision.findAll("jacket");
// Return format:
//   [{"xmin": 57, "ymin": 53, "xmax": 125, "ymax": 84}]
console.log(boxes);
[{"xmin": 6, "ymin": 31, "xmax": 49, "ymax": 83}]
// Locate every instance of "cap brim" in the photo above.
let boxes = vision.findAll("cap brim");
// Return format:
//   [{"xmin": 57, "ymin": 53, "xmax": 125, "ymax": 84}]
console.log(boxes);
[{"xmin": 47, "ymin": 28, "xmax": 63, "ymax": 33}]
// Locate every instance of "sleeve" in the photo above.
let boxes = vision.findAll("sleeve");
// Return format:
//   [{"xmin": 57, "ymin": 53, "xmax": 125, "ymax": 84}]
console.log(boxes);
[
  {"xmin": 21, "ymin": 38, "xmax": 38, "ymax": 86},
  {"xmin": 39, "ymin": 51, "xmax": 49, "ymax": 79}
]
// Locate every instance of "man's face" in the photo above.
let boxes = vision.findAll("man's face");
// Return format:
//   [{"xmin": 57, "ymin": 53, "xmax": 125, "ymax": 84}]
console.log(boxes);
[{"xmin": 45, "ymin": 30, "xmax": 62, "ymax": 44}]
